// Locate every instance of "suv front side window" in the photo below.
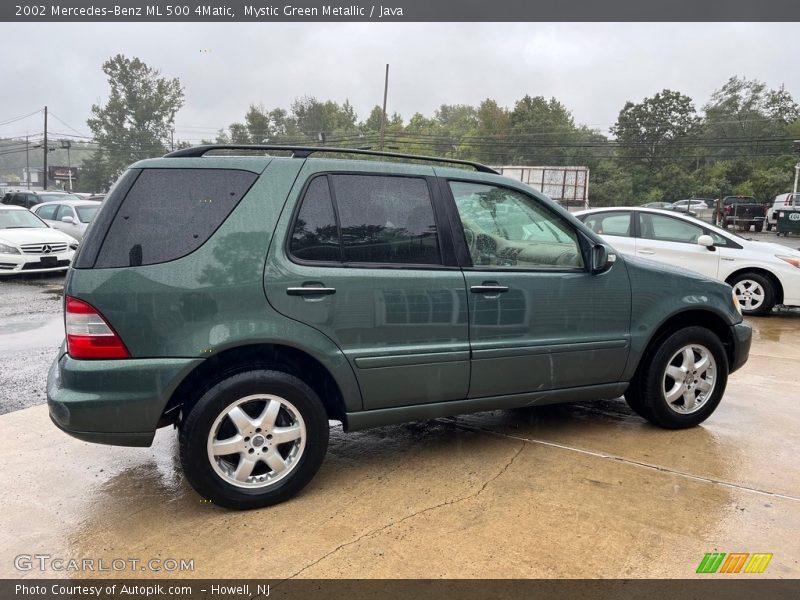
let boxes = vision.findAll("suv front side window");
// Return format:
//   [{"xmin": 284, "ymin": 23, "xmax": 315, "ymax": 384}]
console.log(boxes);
[{"xmin": 449, "ymin": 181, "xmax": 583, "ymax": 269}]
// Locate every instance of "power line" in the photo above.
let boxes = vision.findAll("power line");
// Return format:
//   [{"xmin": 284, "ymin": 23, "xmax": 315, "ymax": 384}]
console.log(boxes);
[{"xmin": 0, "ymin": 109, "xmax": 43, "ymax": 128}]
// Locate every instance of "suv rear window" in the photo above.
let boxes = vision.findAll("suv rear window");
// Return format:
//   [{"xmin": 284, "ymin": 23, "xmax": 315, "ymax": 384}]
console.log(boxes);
[{"xmin": 94, "ymin": 168, "xmax": 257, "ymax": 268}]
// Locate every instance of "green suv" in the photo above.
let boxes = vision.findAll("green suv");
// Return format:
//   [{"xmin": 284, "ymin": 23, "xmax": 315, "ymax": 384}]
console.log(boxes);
[{"xmin": 47, "ymin": 145, "xmax": 752, "ymax": 509}]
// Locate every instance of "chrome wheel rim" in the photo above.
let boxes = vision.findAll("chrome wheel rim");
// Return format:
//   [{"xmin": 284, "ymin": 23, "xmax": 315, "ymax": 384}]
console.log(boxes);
[
  {"xmin": 207, "ymin": 394, "xmax": 306, "ymax": 489},
  {"xmin": 732, "ymin": 279, "xmax": 765, "ymax": 312},
  {"xmin": 662, "ymin": 344, "xmax": 716, "ymax": 414}
]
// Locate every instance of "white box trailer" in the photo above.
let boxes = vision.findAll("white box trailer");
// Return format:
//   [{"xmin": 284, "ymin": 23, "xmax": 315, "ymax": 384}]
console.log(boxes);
[{"xmin": 491, "ymin": 166, "xmax": 589, "ymax": 209}]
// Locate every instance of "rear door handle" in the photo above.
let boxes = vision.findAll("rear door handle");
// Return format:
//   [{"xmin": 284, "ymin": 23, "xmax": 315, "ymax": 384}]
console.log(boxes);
[
  {"xmin": 286, "ymin": 286, "xmax": 336, "ymax": 296},
  {"xmin": 470, "ymin": 284, "xmax": 509, "ymax": 294},
  {"xmin": 637, "ymin": 249, "xmax": 655, "ymax": 255}
]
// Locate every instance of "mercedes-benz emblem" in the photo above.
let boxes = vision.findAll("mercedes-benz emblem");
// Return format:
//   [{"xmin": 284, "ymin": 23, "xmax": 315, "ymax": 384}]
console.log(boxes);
[{"xmin": 42, "ymin": 245, "xmax": 52, "ymax": 254}]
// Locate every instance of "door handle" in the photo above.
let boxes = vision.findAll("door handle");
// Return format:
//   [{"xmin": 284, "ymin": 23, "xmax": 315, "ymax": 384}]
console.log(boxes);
[
  {"xmin": 286, "ymin": 286, "xmax": 336, "ymax": 296},
  {"xmin": 637, "ymin": 249, "xmax": 655, "ymax": 255},
  {"xmin": 470, "ymin": 284, "xmax": 509, "ymax": 294}
]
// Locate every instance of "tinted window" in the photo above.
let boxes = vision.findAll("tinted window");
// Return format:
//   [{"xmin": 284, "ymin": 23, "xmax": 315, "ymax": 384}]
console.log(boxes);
[
  {"xmin": 640, "ymin": 213, "xmax": 704, "ymax": 244},
  {"xmin": 35, "ymin": 204, "xmax": 58, "ymax": 220},
  {"xmin": 450, "ymin": 181, "xmax": 583, "ymax": 269},
  {"xmin": 95, "ymin": 168, "xmax": 257, "ymax": 268},
  {"xmin": 581, "ymin": 211, "xmax": 631, "ymax": 237},
  {"xmin": 290, "ymin": 177, "xmax": 340, "ymax": 262},
  {"xmin": 331, "ymin": 175, "xmax": 441, "ymax": 265}
]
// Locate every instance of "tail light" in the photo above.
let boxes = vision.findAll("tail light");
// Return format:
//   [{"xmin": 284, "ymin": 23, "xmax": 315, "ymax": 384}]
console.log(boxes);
[{"xmin": 65, "ymin": 296, "xmax": 130, "ymax": 359}]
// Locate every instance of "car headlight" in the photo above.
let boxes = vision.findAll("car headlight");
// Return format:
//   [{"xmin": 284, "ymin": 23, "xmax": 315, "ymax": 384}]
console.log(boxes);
[
  {"xmin": 0, "ymin": 242, "xmax": 20, "ymax": 254},
  {"xmin": 731, "ymin": 289, "xmax": 742, "ymax": 315},
  {"xmin": 69, "ymin": 242, "xmax": 79, "ymax": 251},
  {"xmin": 776, "ymin": 255, "xmax": 800, "ymax": 268}
]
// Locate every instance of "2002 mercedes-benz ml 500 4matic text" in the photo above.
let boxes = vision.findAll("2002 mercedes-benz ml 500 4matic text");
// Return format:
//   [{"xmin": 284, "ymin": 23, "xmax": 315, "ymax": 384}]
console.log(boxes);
[{"xmin": 48, "ymin": 145, "xmax": 752, "ymax": 509}]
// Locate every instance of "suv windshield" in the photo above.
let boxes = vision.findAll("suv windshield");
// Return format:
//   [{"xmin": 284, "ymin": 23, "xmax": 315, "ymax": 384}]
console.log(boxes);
[{"xmin": 0, "ymin": 209, "xmax": 48, "ymax": 229}]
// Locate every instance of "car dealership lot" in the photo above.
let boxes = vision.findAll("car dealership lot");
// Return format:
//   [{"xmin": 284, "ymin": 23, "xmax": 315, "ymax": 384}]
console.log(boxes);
[{"xmin": 1, "ymin": 269, "xmax": 799, "ymax": 578}]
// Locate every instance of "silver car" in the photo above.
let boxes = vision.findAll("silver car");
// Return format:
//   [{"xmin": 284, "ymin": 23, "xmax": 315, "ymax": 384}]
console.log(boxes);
[{"xmin": 32, "ymin": 199, "xmax": 101, "ymax": 241}]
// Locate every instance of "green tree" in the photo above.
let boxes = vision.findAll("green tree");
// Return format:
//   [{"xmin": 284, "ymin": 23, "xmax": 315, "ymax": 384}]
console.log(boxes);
[
  {"xmin": 703, "ymin": 77, "xmax": 798, "ymax": 159},
  {"xmin": 83, "ymin": 55, "xmax": 184, "ymax": 190},
  {"xmin": 611, "ymin": 89, "xmax": 701, "ymax": 171}
]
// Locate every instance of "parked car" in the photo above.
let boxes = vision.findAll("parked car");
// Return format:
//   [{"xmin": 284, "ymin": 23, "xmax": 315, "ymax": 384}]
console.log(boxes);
[
  {"xmin": 1, "ymin": 190, "xmax": 82, "ymax": 209},
  {"xmin": 48, "ymin": 145, "xmax": 751, "ymax": 509},
  {"xmin": 766, "ymin": 193, "xmax": 800, "ymax": 232},
  {"xmin": 32, "ymin": 199, "xmax": 101, "ymax": 241},
  {"xmin": 719, "ymin": 196, "xmax": 766, "ymax": 232},
  {"xmin": 673, "ymin": 198, "xmax": 710, "ymax": 211},
  {"xmin": 0, "ymin": 205, "xmax": 79, "ymax": 275},
  {"xmin": 575, "ymin": 206, "xmax": 800, "ymax": 315}
]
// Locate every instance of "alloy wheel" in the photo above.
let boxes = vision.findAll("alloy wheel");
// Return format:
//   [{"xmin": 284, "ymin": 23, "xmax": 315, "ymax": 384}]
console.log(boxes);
[
  {"xmin": 206, "ymin": 394, "xmax": 306, "ymax": 488},
  {"xmin": 662, "ymin": 344, "xmax": 717, "ymax": 414}
]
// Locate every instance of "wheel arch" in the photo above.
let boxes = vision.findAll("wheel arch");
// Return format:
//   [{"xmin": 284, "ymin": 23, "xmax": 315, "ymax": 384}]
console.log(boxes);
[
  {"xmin": 162, "ymin": 343, "xmax": 349, "ymax": 428},
  {"xmin": 632, "ymin": 309, "xmax": 735, "ymax": 385},
  {"xmin": 725, "ymin": 267, "xmax": 783, "ymax": 306}
]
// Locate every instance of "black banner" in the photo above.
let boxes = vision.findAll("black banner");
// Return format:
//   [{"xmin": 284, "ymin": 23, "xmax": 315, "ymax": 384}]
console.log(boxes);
[
  {"xmin": 2, "ymin": 579, "xmax": 799, "ymax": 600},
  {"xmin": 3, "ymin": 0, "xmax": 800, "ymax": 22}
]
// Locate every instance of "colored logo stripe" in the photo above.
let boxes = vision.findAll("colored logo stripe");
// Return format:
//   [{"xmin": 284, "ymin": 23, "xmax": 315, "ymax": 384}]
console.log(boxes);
[
  {"xmin": 696, "ymin": 552, "xmax": 773, "ymax": 574},
  {"xmin": 697, "ymin": 553, "xmax": 726, "ymax": 573},
  {"xmin": 719, "ymin": 553, "xmax": 749, "ymax": 573},
  {"xmin": 744, "ymin": 554, "xmax": 773, "ymax": 573}
]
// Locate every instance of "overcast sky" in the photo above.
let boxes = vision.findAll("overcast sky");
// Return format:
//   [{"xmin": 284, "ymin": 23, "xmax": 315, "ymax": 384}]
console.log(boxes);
[{"xmin": 2, "ymin": 22, "xmax": 799, "ymax": 143}]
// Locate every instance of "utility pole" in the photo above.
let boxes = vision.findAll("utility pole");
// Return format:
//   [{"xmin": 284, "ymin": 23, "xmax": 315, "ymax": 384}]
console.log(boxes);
[
  {"xmin": 43, "ymin": 106, "xmax": 48, "ymax": 190},
  {"xmin": 793, "ymin": 140, "xmax": 800, "ymax": 196},
  {"xmin": 25, "ymin": 135, "xmax": 30, "ymax": 189},
  {"xmin": 379, "ymin": 64, "xmax": 389, "ymax": 151},
  {"xmin": 61, "ymin": 140, "xmax": 73, "ymax": 191}
]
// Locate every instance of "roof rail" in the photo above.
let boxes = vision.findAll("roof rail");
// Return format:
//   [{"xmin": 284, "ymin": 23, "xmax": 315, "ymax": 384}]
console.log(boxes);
[{"xmin": 163, "ymin": 144, "xmax": 499, "ymax": 174}]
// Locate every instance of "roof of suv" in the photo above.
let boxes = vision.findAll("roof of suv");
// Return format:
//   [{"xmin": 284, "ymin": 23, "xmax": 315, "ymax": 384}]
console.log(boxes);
[{"xmin": 160, "ymin": 144, "xmax": 500, "ymax": 174}]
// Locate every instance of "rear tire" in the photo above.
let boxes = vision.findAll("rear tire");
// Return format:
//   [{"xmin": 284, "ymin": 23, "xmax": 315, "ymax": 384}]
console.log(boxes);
[
  {"xmin": 754, "ymin": 223, "xmax": 763, "ymax": 233},
  {"xmin": 625, "ymin": 327, "xmax": 728, "ymax": 429},
  {"xmin": 179, "ymin": 370, "xmax": 329, "ymax": 510}
]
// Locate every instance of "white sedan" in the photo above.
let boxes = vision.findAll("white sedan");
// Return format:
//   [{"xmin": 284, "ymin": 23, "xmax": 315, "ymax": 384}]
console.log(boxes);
[
  {"xmin": 575, "ymin": 207, "xmax": 800, "ymax": 316},
  {"xmin": 0, "ymin": 206, "xmax": 79, "ymax": 275}
]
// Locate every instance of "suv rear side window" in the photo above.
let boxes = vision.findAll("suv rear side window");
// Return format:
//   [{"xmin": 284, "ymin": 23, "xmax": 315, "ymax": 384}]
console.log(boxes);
[
  {"xmin": 289, "ymin": 174, "xmax": 442, "ymax": 266},
  {"xmin": 95, "ymin": 168, "xmax": 257, "ymax": 268}
]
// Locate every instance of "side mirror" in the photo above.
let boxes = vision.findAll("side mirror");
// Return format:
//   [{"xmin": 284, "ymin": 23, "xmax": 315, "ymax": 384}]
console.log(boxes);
[
  {"xmin": 591, "ymin": 243, "xmax": 616, "ymax": 274},
  {"xmin": 697, "ymin": 234, "xmax": 715, "ymax": 249},
  {"xmin": 61, "ymin": 215, "xmax": 76, "ymax": 224}
]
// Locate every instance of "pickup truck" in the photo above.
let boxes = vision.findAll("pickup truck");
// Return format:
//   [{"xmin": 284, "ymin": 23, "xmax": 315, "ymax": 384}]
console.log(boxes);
[{"xmin": 719, "ymin": 196, "xmax": 767, "ymax": 232}]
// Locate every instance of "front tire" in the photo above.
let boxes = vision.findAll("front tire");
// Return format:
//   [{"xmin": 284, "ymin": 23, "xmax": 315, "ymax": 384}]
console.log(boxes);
[
  {"xmin": 179, "ymin": 370, "xmax": 329, "ymax": 509},
  {"xmin": 625, "ymin": 327, "xmax": 728, "ymax": 429},
  {"xmin": 730, "ymin": 272, "xmax": 775, "ymax": 316}
]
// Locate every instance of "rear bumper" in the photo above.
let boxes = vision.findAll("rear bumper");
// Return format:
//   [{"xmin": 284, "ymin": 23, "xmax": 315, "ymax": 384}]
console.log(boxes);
[
  {"xmin": 729, "ymin": 322, "xmax": 752, "ymax": 374},
  {"xmin": 47, "ymin": 348, "xmax": 202, "ymax": 447}
]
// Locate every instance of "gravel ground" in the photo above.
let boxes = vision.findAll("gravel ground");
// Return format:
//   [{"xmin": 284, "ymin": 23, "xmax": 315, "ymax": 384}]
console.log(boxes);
[{"xmin": 0, "ymin": 273, "xmax": 65, "ymax": 415}]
